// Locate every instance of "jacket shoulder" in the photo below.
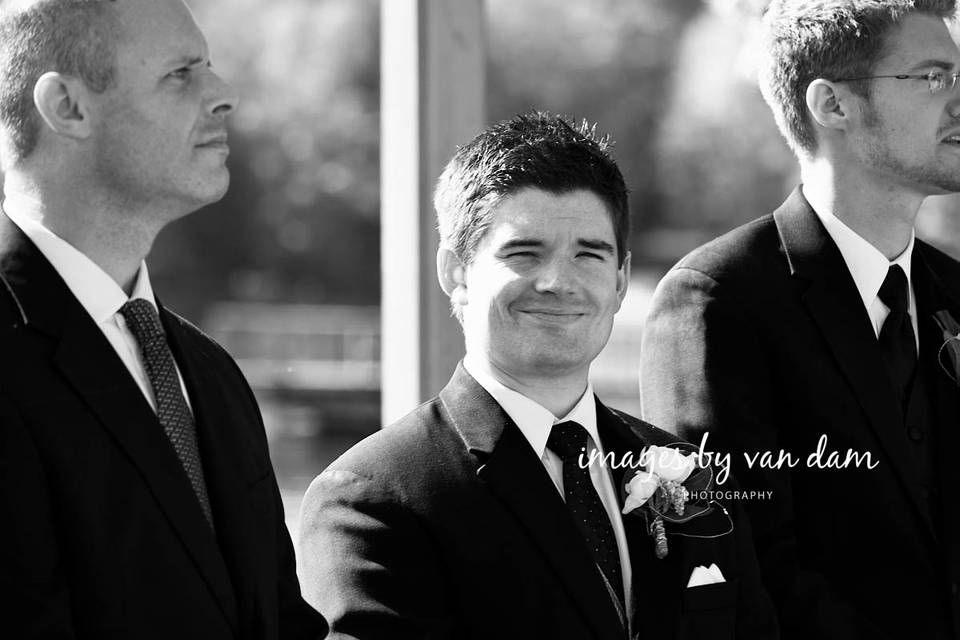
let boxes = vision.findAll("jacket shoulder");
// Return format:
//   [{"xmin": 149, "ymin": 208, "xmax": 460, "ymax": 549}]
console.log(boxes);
[
  {"xmin": 672, "ymin": 214, "xmax": 782, "ymax": 284},
  {"xmin": 320, "ymin": 398, "xmax": 467, "ymax": 494}
]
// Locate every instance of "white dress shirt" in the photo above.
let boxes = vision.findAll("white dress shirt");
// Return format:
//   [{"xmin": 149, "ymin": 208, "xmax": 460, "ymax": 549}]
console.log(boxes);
[
  {"xmin": 463, "ymin": 356, "xmax": 632, "ymax": 605},
  {"xmin": 3, "ymin": 191, "xmax": 193, "ymax": 413},
  {"xmin": 810, "ymin": 199, "xmax": 918, "ymax": 352}
]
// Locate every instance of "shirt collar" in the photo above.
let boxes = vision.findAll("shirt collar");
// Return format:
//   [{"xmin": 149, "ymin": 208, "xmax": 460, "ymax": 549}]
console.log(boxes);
[
  {"xmin": 810, "ymin": 201, "xmax": 914, "ymax": 309},
  {"xmin": 463, "ymin": 355, "xmax": 601, "ymax": 459},
  {"xmin": 3, "ymin": 191, "xmax": 157, "ymax": 324}
]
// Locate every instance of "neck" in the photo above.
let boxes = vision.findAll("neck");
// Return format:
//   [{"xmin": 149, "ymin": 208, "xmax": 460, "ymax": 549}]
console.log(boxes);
[
  {"xmin": 4, "ymin": 172, "xmax": 164, "ymax": 295},
  {"xmin": 467, "ymin": 353, "xmax": 589, "ymax": 417},
  {"xmin": 800, "ymin": 158, "xmax": 920, "ymax": 260}
]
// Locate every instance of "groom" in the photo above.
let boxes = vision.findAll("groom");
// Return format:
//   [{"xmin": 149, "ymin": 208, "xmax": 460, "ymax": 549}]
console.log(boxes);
[{"xmin": 298, "ymin": 112, "xmax": 778, "ymax": 639}]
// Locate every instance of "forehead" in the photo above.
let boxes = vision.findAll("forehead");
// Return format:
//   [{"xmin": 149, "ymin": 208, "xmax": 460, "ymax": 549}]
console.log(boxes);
[
  {"xmin": 877, "ymin": 13, "xmax": 960, "ymax": 70},
  {"xmin": 481, "ymin": 188, "xmax": 616, "ymax": 244},
  {"xmin": 113, "ymin": 0, "xmax": 207, "ymax": 69}
]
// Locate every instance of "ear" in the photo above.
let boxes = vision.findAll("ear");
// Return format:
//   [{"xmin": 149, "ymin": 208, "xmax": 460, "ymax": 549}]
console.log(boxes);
[
  {"xmin": 615, "ymin": 250, "xmax": 631, "ymax": 310},
  {"xmin": 33, "ymin": 72, "xmax": 93, "ymax": 142},
  {"xmin": 437, "ymin": 246, "xmax": 468, "ymax": 306},
  {"xmin": 805, "ymin": 79, "xmax": 851, "ymax": 134}
]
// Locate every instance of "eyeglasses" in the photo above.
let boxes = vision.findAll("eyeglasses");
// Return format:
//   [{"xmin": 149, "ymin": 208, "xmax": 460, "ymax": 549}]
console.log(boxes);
[{"xmin": 833, "ymin": 70, "xmax": 960, "ymax": 94}]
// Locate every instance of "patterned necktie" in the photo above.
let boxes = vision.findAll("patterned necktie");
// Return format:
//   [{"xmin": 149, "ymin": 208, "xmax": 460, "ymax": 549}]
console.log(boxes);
[
  {"xmin": 120, "ymin": 299, "xmax": 215, "ymax": 531},
  {"xmin": 547, "ymin": 420, "xmax": 624, "ymax": 609},
  {"xmin": 878, "ymin": 265, "xmax": 917, "ymax": 412}
]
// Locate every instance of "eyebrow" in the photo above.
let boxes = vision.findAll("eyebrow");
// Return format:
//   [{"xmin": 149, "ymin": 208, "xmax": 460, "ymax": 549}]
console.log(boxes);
[
  {"xmin": 908, "ymin": 59, "xmax": 956, "ymax": 72},
  {"xmin": 164, "ymin": 55, "xmax": 206, "ymax": 69},
  {"xmin": 578, "ymin": 239, "xmax": 615, "ymax": 253},
  {"xmin": 496, "ymin": 238, "xmax": 615, "ymax": 253},
  {"xmin": 498, "ymin": 239, "xmax": 544, "ymax": 252}
]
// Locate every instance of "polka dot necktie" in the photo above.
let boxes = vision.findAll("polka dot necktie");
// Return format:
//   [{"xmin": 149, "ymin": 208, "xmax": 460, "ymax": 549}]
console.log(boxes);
[
  {"xmin": 547, "ymin": 420, "xmax": 624, "ymax": 609},
  {"xmin": 878, "ymin": 265, "xmax": 917, "ymax": 412},
  {"xmin": 121, "ymin": 299, "xmax": 215, "ymax": 531}
]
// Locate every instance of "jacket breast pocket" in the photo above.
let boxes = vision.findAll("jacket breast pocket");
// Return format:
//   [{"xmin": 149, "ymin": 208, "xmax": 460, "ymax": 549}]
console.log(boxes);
[{"xmin": 679, "ymin": 579, "xmax": 738, "ymax": 640}]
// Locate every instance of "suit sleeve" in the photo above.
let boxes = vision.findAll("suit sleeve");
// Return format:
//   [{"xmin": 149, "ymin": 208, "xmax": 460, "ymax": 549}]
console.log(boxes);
[
  {"xmin": 297, "ymin": 468, "xmax": 456, "ymax": 640},
  {"xmin": 0, "ymin": 392, "xmax": 77, "ymax": 639},
  {"xmin": 640, "ymin": 266, "xmax": 890, "ymax": 640},
  {"xmin": 226, "ymin": 360, "xmax": 328, "ymax": 640},
  {"xmin": 272, "ymin": 477, "xmax": 329, "ymax": 640}
]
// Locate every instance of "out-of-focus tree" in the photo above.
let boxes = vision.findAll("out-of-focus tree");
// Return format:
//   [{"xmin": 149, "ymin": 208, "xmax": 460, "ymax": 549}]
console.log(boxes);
[
  {"xmin": 151, "ymin": 0, "xmax": 381, "ymax": 318},
  {"xmin": 656, "ymin": 0, "xmax": 795, "ymax": 232},
  {"xmin": 486, "ymin": 0, "xmax": 703, "ymax": 261}
]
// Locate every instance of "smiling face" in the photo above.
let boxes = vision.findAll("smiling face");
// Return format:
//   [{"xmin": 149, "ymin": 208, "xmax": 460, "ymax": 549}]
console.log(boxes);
[
  {"xmin": 850, "ymin": 13, "xmax": 960, "ymax": 196},
  {"xmin": 454, "ymin": 187, "xmax": 629, "ymax": 385},
  {"xmin": 86, "ymin": 0, "xmax": 238, "ymax": 216}
]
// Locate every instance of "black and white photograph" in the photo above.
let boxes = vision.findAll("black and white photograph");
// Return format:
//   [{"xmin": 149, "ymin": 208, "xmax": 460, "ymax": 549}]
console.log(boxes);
[{"xmin": 3, "ymin": 0, "xmax": 960, "ymax": 638}]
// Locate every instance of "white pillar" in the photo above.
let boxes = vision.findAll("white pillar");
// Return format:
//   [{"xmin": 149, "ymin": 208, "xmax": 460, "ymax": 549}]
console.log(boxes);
[{"xmin": 380, "ymin": 0, "xmax": 486, "ymax": 424}]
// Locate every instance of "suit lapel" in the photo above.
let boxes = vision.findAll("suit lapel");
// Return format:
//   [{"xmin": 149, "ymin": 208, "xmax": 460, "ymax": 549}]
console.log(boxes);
[
  {"xmin": 773, "ymin": 189, "xmax": 933, "ymax": 538},
  {"xmin": 0, "ymin": 213, "xmax": 240, "ymax": 632},
  {"xmin": 912, "ymin": 245, "xmax": 960, "ymax": 560},
  {"xmin": 162, "ymin": 307, "xmax": 263, "ymax": 633},
  {"xmin": 440, "ymin": 365, "xmax": 626, "ymax": 640},
  {"xmin": 595, "ymin": 402, "xmax": 692, "ymax": 637}
]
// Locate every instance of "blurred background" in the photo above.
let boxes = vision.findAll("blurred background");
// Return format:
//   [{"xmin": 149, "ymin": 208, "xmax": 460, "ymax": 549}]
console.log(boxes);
[{"xmin": 149, "ymin": 0, "xmax": 960, "ymax": 539}]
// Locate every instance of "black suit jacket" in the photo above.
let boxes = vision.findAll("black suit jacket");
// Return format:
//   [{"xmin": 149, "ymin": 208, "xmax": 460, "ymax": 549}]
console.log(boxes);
[
  {"xmin": 641, "ymin": 187, "xmax": 960, "ymax": 639},
  {"xmin": 298, "ymin": 364, "xmax": 778, "ymax": 639},
  {"xmin": 0, "ymin": 213, "xmax": 327, "ymax": 639}
]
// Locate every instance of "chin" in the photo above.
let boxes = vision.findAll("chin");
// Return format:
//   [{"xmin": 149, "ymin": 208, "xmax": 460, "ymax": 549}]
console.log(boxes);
[{"xmin": 193, "ymin": 173, "xmax": 231, "ymax": 205}]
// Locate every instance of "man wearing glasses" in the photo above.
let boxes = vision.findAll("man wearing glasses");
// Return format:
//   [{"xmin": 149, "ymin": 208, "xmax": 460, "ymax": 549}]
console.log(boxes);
[{"xmin": 641, "ymin": 1, "xmax": 960, "ymax": 638}]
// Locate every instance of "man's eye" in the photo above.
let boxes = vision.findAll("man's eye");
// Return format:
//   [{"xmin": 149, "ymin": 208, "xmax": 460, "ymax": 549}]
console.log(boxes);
[
  {"xmin": 168, "ymin": 68, "xmax": 191, "ymax": 80},
  {"xmin": 578, "ymin": 252, "xmax": 604, "ymax": 260}
]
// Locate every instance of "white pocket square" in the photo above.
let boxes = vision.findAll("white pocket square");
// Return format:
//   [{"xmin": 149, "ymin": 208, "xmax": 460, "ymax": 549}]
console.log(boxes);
[{"xmin": 686, "ymin": 563, "xmax": 725, "ymax": 588}]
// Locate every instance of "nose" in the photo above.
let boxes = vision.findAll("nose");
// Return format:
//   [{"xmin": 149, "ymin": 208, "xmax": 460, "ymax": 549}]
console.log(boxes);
[
  {"xmin": 206, "ymin": 70, "xmax": 239, "ymax": 118},
  {"xmin": 948, "ymin": 91, "xmax": 960, "ymax": 119},
  {"xmin": 534, "ymin": 256, "xmax": 578, "ymax": 295}
]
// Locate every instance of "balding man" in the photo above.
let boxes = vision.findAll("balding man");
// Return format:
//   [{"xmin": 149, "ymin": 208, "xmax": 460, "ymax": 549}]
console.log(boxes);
[{"xmin": 0, "ymin": 1, "xmax": 326, "ymax": 637}]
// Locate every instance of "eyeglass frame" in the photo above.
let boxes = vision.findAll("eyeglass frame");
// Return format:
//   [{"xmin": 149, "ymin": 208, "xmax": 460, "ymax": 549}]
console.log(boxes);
[{"xmin": 832, "ymin": 70, "xmax": 960, "ymax": 94}]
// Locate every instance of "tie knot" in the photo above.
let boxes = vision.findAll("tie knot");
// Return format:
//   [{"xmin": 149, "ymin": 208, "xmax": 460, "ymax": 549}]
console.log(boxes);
[
  {"xmin": 547, "ymin": 421, "xmax": 589, "ymax": 462},
  {"xmin": 878, "ymin": 265, "xmax": 909, "ymax": 313},
  {"xmin": 120, "ymin": 298, "xmax": 164, "ymax": 341}
]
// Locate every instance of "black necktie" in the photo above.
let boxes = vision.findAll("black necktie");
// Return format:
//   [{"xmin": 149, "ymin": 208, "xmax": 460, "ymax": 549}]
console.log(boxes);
[
  {"xmin": 121, "ymin": 299, "xmax": 215, "ymax": 530},
  {"xmin": 877, "ymin": 265, "xmax": 917, "ymax": 411},
  {"xmin": 547, "ymin": 421, "xmax": 624, "ymax": 608}
]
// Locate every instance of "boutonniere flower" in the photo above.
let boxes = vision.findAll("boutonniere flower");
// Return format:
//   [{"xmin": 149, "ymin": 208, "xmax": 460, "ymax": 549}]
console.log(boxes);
[
  {"xmin": 621, "ymin": 443, "xmax": 721, "ymax": 559},
  {"xmin": 933, "ymin": 310, "xmax": 960, "ymax": 386}
]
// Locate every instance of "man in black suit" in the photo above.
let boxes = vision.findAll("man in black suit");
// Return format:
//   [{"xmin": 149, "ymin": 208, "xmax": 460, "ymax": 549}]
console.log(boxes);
[
  {"xmin": 640, "ymin": 1, "xmax": 960, "ymax": 638},
  {"xmin": 0, "ymin": 0, "xmax": 326, "ymax": 638},
  {"xmin": 297, "ymin": 113, "xmax": 778, "ymax": 639}
]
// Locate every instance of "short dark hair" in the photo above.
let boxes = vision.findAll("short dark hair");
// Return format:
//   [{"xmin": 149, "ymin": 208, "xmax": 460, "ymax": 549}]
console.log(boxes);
[
  {"xmin": 759, "ymin": 0, "xmax": 957, "ymax": 156},
  {"xmin": 434, "ymin": 111, "xmax": 630, "ymax": 270},
  {"xmin": 0, "ymin": 0, "xmax": 119, "ymax": 166}
]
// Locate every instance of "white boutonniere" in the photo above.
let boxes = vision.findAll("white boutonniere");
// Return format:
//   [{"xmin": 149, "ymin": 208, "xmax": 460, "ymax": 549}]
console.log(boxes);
[{"xmin": 621, "ymin": 443, "xmax": 727, "ymax": 559}]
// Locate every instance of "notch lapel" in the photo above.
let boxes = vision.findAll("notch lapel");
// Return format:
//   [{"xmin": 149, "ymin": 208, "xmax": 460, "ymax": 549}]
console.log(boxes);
[
  {"xmin": 440, "ymin": 365, "xmax": 626, "ymax": 640},
  {"xmin": 773, "ymin": 189, "xmax": 933, "ymax": 540}
]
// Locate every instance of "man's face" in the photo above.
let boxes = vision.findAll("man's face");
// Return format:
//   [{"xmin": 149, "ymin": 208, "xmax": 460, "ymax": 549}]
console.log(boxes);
[
  {"xmin": 87, "ymin": 0, "xmax": 238, "ymax": 214},
  {"xmin": 458, "ymin": 187, "xmax": 629, "ymax": 384},
  {"xmin": 851, "ymin": 13, "xmax": 960, "ymax": 195}
]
